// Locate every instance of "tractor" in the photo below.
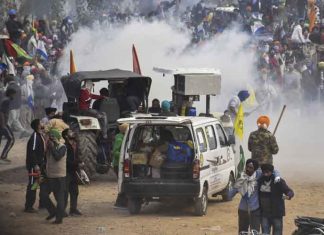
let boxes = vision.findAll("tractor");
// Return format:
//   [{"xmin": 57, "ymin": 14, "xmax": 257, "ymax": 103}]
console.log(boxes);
[{"xmin": 60, "ymin": 69, "xmax": 152, "ymax": 178}]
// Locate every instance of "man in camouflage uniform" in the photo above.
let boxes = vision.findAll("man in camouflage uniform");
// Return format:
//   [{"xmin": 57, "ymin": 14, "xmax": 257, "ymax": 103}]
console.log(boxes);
[{"xmin": 248, "ymin": 116, "xmax": 279, "ymax": 165}]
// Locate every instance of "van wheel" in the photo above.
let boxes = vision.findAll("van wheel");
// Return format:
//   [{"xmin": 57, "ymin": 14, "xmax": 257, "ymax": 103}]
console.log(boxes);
[
  {"xmin": 128, "ymin": 198, "xmax": 142, "ymax": 215},
  {"xmin": 221, "ymin": 174, "xmax": 235, "ymax": 202},
  {"xmin": 194, "ymin": 186, "xmax": 208, "ymax": 216}
]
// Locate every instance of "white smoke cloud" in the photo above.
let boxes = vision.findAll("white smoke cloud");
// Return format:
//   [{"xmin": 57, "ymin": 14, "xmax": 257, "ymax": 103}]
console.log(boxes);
[
  {"xmin": 57, "ymin": 19, "xmax": 324, "ymax": 181},
  {"xmin": 58, "ymin": 20, "xmax": 255, "ymax": 112}
]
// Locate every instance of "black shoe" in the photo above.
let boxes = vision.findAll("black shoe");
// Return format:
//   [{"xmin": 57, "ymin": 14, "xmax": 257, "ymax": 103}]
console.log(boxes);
[
  {"xmin": 52, "ymin": 220, "xmax": 62, "ymax": 224},
  {"xmin": 24, "ymin": 208, "xmax": 37, "ymax": 213},
  {"xmin": 70, "ymin": 209, "xmax": 82, "ymax": 216},
  {"xmin": 46, "ymin": 214, "xmax": 56, "ymax": 220}
]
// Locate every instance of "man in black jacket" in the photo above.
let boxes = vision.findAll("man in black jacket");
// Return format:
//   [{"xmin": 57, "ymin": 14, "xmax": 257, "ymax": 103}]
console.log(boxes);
[
  {"xmin": 62, "ymin": 128, "xmax": 82, "ymax": 216},
  {"xmin": 24, "ymin": 119, "xmax": 45, "ymax": 212},
  {"xmin": 258, "ymin": 164, "xmax": 294, "ymax": 235},
  {"xmin": 5, "ymin": 9, "xmax": 24, "ymax": 44}
]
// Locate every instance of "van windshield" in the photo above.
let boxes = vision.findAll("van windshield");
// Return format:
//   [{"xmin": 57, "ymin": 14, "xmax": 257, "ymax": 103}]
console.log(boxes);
[
  {"xmin": 129, "ymin": 124, "xmax": 194, "ymax": 179},
  {"xmin": 130, "ymin": 125, "xmax": 192, "ymax": 152}
]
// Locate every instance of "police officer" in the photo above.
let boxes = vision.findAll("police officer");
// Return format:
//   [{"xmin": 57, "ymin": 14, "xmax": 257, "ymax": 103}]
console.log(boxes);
[{"xmin": 248, "ymin": 116, "xmax": 279, "ymax": 165}]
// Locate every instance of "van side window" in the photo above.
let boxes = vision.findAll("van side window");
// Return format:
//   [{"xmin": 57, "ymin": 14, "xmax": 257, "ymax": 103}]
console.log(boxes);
[
  {"xmin": 205, "ymin": 125, "xmax": 217, "ymax": 150},
  {"xmin": 196, "ymin": 128, "xmax": 207, "ymax": 152},
  {"xmin": 216, "ymin": 124, "xmax": 227, "ymax": 147}
]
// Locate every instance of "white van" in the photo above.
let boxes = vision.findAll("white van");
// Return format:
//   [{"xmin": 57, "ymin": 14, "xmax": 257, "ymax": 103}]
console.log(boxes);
[{"xmin": 117, "ymin": 116, "xmax": 237, "ymax": 216}]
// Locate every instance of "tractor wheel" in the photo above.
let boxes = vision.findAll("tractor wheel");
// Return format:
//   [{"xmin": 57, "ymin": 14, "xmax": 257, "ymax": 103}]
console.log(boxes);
[{"xmin": 77, "ymin": 131, "xmax": 98, "ymax": 179}]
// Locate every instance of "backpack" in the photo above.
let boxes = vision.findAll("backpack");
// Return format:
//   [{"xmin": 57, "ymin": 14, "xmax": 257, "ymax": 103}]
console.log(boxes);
[{"xmin": 167, "ymin": 141, "xmax": 193, "ymax": 163}]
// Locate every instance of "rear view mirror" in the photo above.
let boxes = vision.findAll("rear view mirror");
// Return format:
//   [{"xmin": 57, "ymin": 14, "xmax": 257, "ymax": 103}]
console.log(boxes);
[{"xmin": 228, "ymin": 135, "xmax": 236, "ymax": 145}]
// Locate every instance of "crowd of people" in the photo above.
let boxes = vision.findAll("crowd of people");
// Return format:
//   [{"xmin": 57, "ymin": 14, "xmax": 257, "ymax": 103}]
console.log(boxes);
[
  {"xmin": 0, "ymin": 0, "xmax": 322, "ymax": 232},
  {"xmin": 0, "ymin": 6, "xmax": 80, "ymax": 225},
  {"xmin": 0, "ymin": 8, "xmax": 73, "ymax": 163}
]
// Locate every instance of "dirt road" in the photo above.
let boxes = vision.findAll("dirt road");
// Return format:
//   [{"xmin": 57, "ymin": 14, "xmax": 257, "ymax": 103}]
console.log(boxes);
[{"xmin": 0, "ymin": 139, "xmax": 324, "ymax": 235}]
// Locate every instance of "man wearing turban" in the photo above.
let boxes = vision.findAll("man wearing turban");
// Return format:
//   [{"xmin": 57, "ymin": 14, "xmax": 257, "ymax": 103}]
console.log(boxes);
[{"xmin": 248, "ymin": 116, "xmax": 279, "ymax": 165}]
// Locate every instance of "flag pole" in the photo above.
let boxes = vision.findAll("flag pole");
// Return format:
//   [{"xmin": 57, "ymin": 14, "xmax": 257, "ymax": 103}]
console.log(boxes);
[{"xmin": 273, "ymin": 105, "xmax": 286, "ymax": 136}]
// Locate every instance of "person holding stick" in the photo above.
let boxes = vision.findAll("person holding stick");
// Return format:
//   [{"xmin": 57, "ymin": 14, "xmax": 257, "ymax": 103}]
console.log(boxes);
[{"xmin": 248, "ymin": 115, "xmax": 279, "ymax": 165}]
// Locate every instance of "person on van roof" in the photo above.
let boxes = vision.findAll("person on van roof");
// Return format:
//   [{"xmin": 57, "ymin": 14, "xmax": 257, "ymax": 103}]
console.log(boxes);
[
  {"xmin": 148, "ymin": 98, "xmax": 161, "ymax": 114},
  {"xmin": 160, "ymin": 100, "xmax": 176, "ymax": 116}
]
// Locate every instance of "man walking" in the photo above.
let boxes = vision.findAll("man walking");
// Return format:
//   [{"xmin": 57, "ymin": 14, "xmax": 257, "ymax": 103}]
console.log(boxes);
[
  {"xmin": 62, "ymin": 128, "xmax": 82, "ymax": 216},
  {"xmin": 259, "ymin": 164, "xmax": 294, "ymax": 235},
  {"xmin": 24, "ymin": 119, "xmax": 46, "ymax": 212},
  {"xmin": 43, "ymin": 129, "xmax": 67, "ymax": 224},
  {"xmin": 229, "ymin": 159, "xmax": 262, "ymax": 234},
  {"xmin": 0, "ymin": 89, "xmax": 16, "ymax": 164},
  {"xmin": 6, "ymin": 75, "xmax": 29, "ymax": 138},
  {"xmin": 229, "ymin": 159, "xmax": 281, "ymax": 234},
  {"xmin": 248, "ymin": 116, "xmax": 279, "ymax": 165}
]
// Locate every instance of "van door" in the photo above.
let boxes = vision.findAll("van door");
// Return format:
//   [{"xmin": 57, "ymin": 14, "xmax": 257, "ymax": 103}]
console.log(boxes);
[
  {"xmin": 215, "ymin": 124, "xmax": 233, "ymax": 190},
  {"xmin": 203, "ymin": 124, "xmax": 222, "ymax": 194},
  {"xmin": 194, "ymin": 127, "xmax": 212, "ymax": 191}
]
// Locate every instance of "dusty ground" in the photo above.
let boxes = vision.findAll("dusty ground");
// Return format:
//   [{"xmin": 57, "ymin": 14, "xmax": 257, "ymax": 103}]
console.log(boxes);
[{"xmin": 0, "ymin": 135, "xmax": 324, "ymax": 235}]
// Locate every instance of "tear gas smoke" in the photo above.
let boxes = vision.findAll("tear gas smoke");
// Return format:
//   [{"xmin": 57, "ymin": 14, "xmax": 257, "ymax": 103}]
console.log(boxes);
[
  {"xmin": 58, "ymin": 20, "xmax": 254, "ymax": 110},
  {"xmin": 58, "ymin": 19, "xmax": 324, "ymax": 182}
]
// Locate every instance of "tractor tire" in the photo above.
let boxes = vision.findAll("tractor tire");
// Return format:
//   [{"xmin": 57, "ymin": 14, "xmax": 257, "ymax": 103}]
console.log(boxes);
[{"xmin": 77, "ymin": 131, "xmax": 98, "ymax": 179}]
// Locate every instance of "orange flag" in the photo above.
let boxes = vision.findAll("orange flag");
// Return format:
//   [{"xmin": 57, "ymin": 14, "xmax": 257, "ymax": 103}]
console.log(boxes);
[
  {"xmin": 308, "ymin": 0, "xmax": 316, "ymax": 32},
  {"xmin": 132, "ymin": 44, "xmax": 141, "ymax": 75},
  {"xmin": 70, "ymin": 49, "xmax": 77, "ymax": 74}
]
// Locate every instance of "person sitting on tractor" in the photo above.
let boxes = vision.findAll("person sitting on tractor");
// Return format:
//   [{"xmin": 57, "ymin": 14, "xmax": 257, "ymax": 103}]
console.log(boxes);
[
  {"xmin": 79, "ymin": 81, "xmax": 108, "ymax": 139},
  {"xmin": 79, "ymin": 81, "xmax": 103, "ymax": 111},
  {"xmin": 126, "ymin": 79, "xmax": 144, "ymax": 112},
  {"xmin": 92, "ymin": 88, "xmax": 109, "ymax": 111}
]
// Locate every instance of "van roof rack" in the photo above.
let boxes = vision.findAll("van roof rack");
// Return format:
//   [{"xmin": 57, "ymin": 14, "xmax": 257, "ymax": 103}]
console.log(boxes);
[{"xmin": 135, "ymin": 116, "xmax": 168, "ymax": 120}]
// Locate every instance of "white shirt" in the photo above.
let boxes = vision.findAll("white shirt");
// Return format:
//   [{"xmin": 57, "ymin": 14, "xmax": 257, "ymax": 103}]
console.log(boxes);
[{"xmin": 291, "ymin": 24, "xmax": 305, "ymax": 44}]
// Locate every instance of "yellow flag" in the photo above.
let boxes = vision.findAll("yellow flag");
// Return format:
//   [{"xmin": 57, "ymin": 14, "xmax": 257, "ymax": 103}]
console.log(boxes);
[
  {"xmin": 234, "ymin": 104, "xmax": 244, "ymax": 140},
  {"xmin": 245, "ymin": 85, "xmax": 258, "ymax": 108}
]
